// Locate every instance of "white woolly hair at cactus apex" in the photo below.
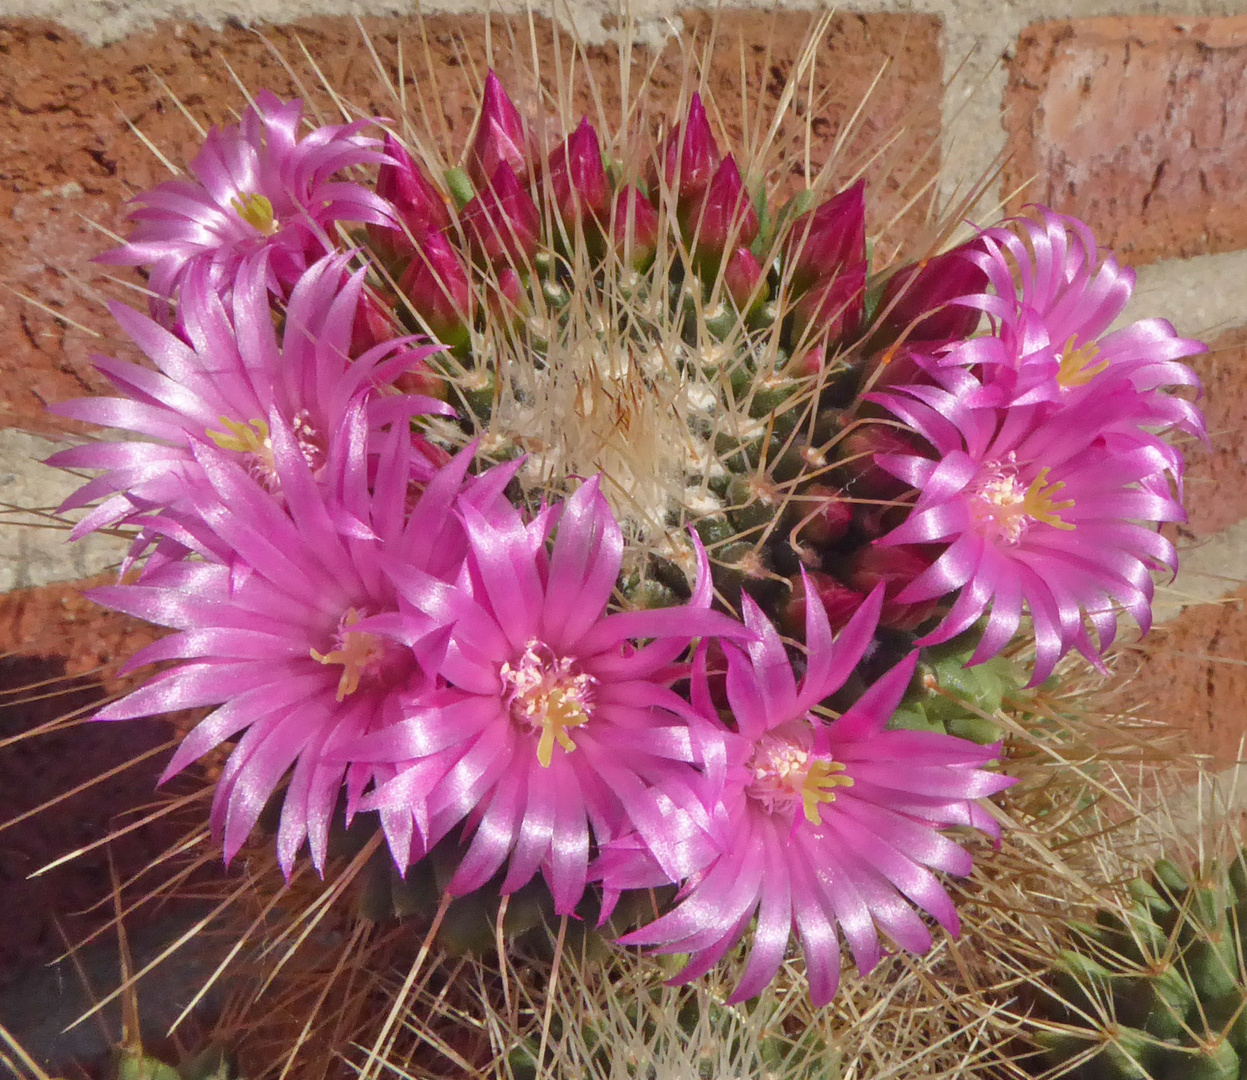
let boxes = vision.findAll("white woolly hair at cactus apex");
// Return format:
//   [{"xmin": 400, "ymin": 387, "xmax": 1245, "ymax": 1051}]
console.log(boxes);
[{"xmin": 0, "ymin": 11, "xmax": 1214, "ymax": 1080}]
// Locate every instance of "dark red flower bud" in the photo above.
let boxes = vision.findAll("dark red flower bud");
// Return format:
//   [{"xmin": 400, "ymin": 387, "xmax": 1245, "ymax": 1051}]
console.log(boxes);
[
  {"xmin": 722, "ymin": 246, "xmax": 767, "ymax": 312},
  {"xmin": 691, "ymin": 155, "xmax": 758, "ymax": 266},
  {"xmin": 547, "ymin": 117, "xmax": 611, "ymax": 227},
  {"xmin": 781, "ymin": 570, "xmax": 866, "ymax": 635},
  {"xmin": 790, "ymin": 262, "xmax": 867, "ymax": 345},
  {"xmin": 486, "ymin": 266, "xmax": 528, "ymax": 330},
  {"xmin": 651, "ymin": 91, "xmax": 720, "ymax": 216},
  {"xmin": 399, "ymin": 230, "xmax": 472, "ymax": 350},
  {"xmin": 368, "ymin": 135, "xmax": 452, "ymax": 261},
  {"xmin": 877, "ymin": 239, "xmax": 990, "ymax": 343},
  {"xmin": 351, "ymin": 287, "xmax": 399, "ymax": 356},
  {"xmin": 787, "ymin": 483, "xmax": 853, "ymax": 547},
  {"xmin": 834, "ymin": 423, "xmax": 922, "ymax": 501},
  {"xmin": 612, "ymin": 186, "xmax": 659, "ymax": 270},
  {"xmin": 844, "ymin": 546, "xmax": 937, "ymax": 631},
  {"xmin": 468, "ymin": 71, "xmax": 531, "ymax": 189},
  {"xmin": 782, "ymin": 179, "xmax": 866, "ymax": 298},
  {"xmin": 461, "ymin": 163, "xmax": 542, "ymax": 269}
]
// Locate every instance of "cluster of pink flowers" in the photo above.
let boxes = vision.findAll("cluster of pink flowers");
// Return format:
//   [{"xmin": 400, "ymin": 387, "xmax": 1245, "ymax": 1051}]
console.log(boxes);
[{"xmin": 52, "ymin": 85, "xmax": 1202, "ymax": 1005}]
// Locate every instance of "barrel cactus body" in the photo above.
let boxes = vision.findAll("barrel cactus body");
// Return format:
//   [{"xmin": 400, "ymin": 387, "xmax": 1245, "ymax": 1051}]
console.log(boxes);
[{"xmin": 1028, "ymin": 852, "xmax": 1247, "ymax": 1080}]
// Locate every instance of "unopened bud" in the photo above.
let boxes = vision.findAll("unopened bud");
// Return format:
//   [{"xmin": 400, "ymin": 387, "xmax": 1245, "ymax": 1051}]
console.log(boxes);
[
  {"xmin": 461, "ymin": 163, "xmax": 541, "ymax": 269},
  {"xmin": 782, "ymin": 179, "xmax": 866, "ymax": 297},
  {"xmin": 834, "ymin": 423, "xmax": 921, "ymax": 501},
  {"xmin": 469, "ymin": 71, "xmax": 531, "ymax": 189},
  {"xmin": 781, "ymin": 570, "xmax": 865, "ymax": 635},
  {"xmin": 876, "ymin": 239, "xmax": 990, "ymax": 344},
  {"xmin": 399, "ymin": 230, "xmax": 472, "ymax": 350},
  {"xmin": 547, "ymin": 117, "xmax": 611, "ymax": 227},
  {"xmin": 691, "ymin": 155, "xmax": 758, "ymax": 266},
  {"xmin": 790, "ymin": 262, "xmax": 866, "ymax": 346},
  {"xmin": 351, "ymin": 287, "xmax": 399, "ymax": 357},
  {"xmin": 844, "ymin": 546, "xmax": 937, "ymax": 631},
  {"xmin": 722, "ymin": 246, "xmax": 767, "ymax": 313},
  {"xmin": 787, "ymin": 484, "xmax": 853, "ymax": 547},
  {"xmin": 368, "ymin": 135, "xmax": 452, "ymax": 261},
  {"xmin": 612, "ymin": 186, "xmax": 659, "ymax": 270},
  {"xmin": 651, "ymin": 91, "xmax": 720, "ymax": 217}
]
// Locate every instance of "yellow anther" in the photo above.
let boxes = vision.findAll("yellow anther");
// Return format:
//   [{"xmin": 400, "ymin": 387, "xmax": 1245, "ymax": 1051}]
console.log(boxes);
[
  {"xmin": 310, "ymin": 610, "xmax": 384, "ymax": 702},
  {"xmin": 1021, "ymin": 467, "xmax": 1076, "ymax": 531},
  {"xmin": 230, "ymin": 192, "xmax": 277, "ymax": 235},
  {"xmin": 534, "ymin": 689, "xmax": 592, "ymax": 768},
  {"xmin": 800, "ymin": 759, "xmax": 853, "ymax": 824},
  {"xmin": 1056, "ymin": 335, "xmax": 1109, "ymax": 389},
  {"xmin": 206, "ymin": 416, "xmax": 270, "ymax": 455}
]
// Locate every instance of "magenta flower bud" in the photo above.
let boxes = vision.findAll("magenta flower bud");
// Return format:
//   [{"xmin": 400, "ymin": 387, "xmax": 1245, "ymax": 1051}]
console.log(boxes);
[
  {"xmin": 651, "ymin": 91, "xmax": 720, "ymax": 216},
  {"xmin": 790, "ymin": 262, "xmax": 867, "ymax": 345},
  {"xmin": 877, "ymin": 239, "xmax": 991, "ymax": 343},
  {"xmin": 486, "ymin": 266, "xmax": 529, "ymax": 329},
  {"xmin": 783, "ymin": 179, "xmax": 866, "ymax": 297},
  {"xmin": 844, "ymin": 546, "xmax": 938, "ymax": 631},
  {"xmin": 781, "ymin": 570, "xmax": 864, "ymax": 635},
  {"xmin": 612, "ymin": 185, "xmax": 659, "ymax": 270},
  {"xmin": 722, "ymin": 246, "xmax": 767, "ymax": 312},
  {"xmin": 461, "ymin": 163, "xmax": 541, "ymax": 269},
  {"xmin": 469, "ymin": 71, "xmax": 531, "ymax": 189},
  {"xmin": 350, "ymin": 286, "xmax": 398, "ymax": 356},
  {"xmin": 835, "ymin": 423, "xmax": 922, "ymax": 501},
  {"xmin": 547, "ymin": 117, "xmax": 611, "ymax": 227},
  {"xmin": 368, "ymin": 134, "xmax": 452, "ymax": 261},
  {"xmin": 691, "ymin": 155, "xmax": 758, "ymax": 266},
  {"xmin": 399, "ymin": 229, "xmax": 472, "ymax": 349}
]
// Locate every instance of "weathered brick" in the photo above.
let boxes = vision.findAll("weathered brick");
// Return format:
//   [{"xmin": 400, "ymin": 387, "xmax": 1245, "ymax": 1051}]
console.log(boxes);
[
  {"xmin": 0, "ymin": 12, "xmax": 942, "ymax": 436},
  {"xmin": 1181, "ymin": 326, "xmax": 1247, "ymax": 538},
  {"xmin": 1004, "ymin": 17, "xmax": 1247, "ymax": 265},
  {"xmin": 1118, "ymin": 586, "xmax": 1247, "ymax": 768}
]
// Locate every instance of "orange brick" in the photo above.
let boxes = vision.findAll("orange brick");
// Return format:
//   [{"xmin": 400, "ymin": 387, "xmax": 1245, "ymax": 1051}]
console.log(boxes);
[
  {"xmin": 0, "ymin": 13, "xmax": 942, "ymax": 436},
  {"xmin": 1004, "ymin": 17, "xmax": 1247, "ymax": 265}
]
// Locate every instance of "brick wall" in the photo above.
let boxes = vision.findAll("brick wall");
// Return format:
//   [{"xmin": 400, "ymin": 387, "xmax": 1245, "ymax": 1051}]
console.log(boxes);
[{"xmin": 1, "ymin": 0, "xmax": 1246, "ymax": 1026}]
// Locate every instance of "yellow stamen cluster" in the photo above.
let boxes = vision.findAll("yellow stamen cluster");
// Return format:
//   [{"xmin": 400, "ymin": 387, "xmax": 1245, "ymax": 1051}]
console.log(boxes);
[
  {"xmin": 972, "ymin": 464, "xmax": 1076, "ymax": 543},
  {"xmin": 310, "ymin": 609, "xmax": 386, "ymax": 702},
  {"xmin": 230, "ymin": 192, "xmax": 278, "ymax": 235},
  {"xmin": 1021, "ymin": 467, "xmax": 1076, "ymax": 530},
  {"xmin": 206, "ymin": 416, "xmax": 271, "ymax": 456},
  {"xmin": 1056, "ymin": 334, "xmax": 1109, "ymax": 389},
  {"xmin": 800, "ymin": 759, "xmax": 854, "ymax": 824},
  {"xmin": 500, "ymin": 641, "xmax": 598, "ymax": 768}
]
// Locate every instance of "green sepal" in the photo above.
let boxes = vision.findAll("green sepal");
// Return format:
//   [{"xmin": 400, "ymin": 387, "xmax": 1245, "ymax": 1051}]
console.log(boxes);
[
  {"xmin": 444, "ymin": 166, "xmax": 474, "ymax": 210},
  {"xmin": 885, "ymin": 703, "xmax": 948, "ymax": 736},
  {"xmin": 1154, "ymin": 1035, "xmax": 1238, "ymax": 1080}
]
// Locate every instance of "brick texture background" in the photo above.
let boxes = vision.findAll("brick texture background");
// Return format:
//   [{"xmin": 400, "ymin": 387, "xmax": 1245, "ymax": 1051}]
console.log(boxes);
[{"xmin": 1, "ymin": 8, "xmax": 1246, "ymax": 1063}]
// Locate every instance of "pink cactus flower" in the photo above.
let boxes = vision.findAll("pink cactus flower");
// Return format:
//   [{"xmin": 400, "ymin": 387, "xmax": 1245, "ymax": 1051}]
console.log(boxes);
[
  {"xmin": 49, "ymin": 253, "xmax": 453, "ymax": 543},
  {"xmin": 936, "ymin": 211, "xmax": 1205, "ymax": 422},
  {"xmin": 871, "ymin": 364, "xmax": 1192, "ymax": 682},
  {"xmin": 88, "ymin": 426, "xmax": 500, "ymax": 877},
  {"xmin": 100, "ymin": 92, "xmax": 394, "ymax": 311},
  {"xmin": 354, "ymin": 478, "xmax": 747, "ymax": 914},
  {"xmin": 612, "ymin": 584, "xmax": 1013, "ymax": 1006}
]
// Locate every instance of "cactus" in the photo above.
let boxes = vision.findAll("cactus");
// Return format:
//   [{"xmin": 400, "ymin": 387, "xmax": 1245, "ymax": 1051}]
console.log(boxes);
[{"xmin": 1026, "ymin": 850, "xmax": 1247, "ymax": 1079}]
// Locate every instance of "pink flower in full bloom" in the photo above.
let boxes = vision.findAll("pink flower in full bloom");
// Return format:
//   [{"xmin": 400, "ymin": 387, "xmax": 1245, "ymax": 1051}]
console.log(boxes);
[
  {"xmin": 88, "ymin": 425, "xmax": 499, "ymax": 877},
  {"xmin": 871, "ymin": 364, "xmax": 1191, "ymax": 683},
  {"xmin": 49, "ymin": 253, "xmax": 453, "ymax": 546},
  {"xmin": 101, "ymin": 92, "xmax": 395, "ymax": 309},
  {"xmin": 612, "ymin": 584, "xmax": 1013, "ymax": 1006},
  {"xmin": 935, "ymin": 210, "xmax": 1205, "ymax": 426},
  {"xmin": 354, "ymin": 478, "xmax": 747, "ymax": 914}
]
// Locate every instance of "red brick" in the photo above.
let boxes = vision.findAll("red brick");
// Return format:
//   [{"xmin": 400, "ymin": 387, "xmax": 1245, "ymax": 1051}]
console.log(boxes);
[
  {"xmin": 1004, "ymin": 17, "xmax": 1247, "ymax": 265},
  {"xmin": 1118, "ymin": 586, "xmax": 1247, "ymax": 768},
  {"xmin": 0, "ymin": 13, "xmax": 942, "ymax": 436},
  {"xmin": 1181, "ymin": 327, "xmax": 1247, "ymax": 538}
]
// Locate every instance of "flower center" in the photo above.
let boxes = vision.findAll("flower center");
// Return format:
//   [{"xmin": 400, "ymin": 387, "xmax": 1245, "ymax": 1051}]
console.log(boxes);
[
  {"xmin": 1056, "ymin": 335, "xmax": 1109, "ymax": 389},
  {"xmin": 310, "ymin": 609, "xmax": 388, "ymax": 702},
  {"xmin": 746, "ymin": 730, "xmax": 852, "ymax": 824},
  {"xmin": 499, "ymin": 640, "xmax": 598, "ymax": 768},
  {"xmin": 969, "ymin": 464, "xmax": 1075, "ymax": 544},
  {"xmin": 205, "ymin": 413, "xmax": 326, "ymax": 491},
  {"xmin": 231, "ymin": 192, "xmax": 278, "ymax": 235}
]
